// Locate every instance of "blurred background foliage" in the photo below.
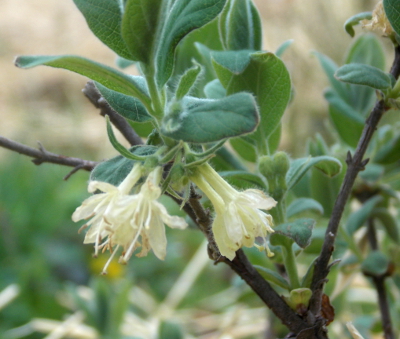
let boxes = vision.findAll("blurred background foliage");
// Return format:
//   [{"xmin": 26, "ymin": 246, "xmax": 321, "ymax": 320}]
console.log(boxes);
[{"xmin": 0, "ymin": 0, "xmax": 394, "ymax": 338}]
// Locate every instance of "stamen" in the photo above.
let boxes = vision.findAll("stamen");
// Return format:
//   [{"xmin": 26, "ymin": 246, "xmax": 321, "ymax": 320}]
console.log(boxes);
[
  {"xmin": 101, "ymin": 245, "xmax": 120, "ymax": 275},
  {"xmin": 78, "ymin": 224, "xmax": 89, "ymax": 234}
]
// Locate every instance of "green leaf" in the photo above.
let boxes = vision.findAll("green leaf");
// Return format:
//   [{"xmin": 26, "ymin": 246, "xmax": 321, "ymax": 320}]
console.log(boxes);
[
  {"xmin": 373, "ymin": 133, "xmax": 400, "ymax": 164},
  {"xmin": 267, "ymin": 124, "xmax": 282, "ymax": 154},
  {"xmin": 174, "ymin": 19, "xmax": 223, "ymax": 95},
  {"xmin": 313, "ymin": 51, "xmax": 350, "ymax": 104},
  {"xmin": 345, "ymin": 34, "xmax": 386, "ymax": 115},
  {"xmin": 156, "ymin": 0, "xmax": 227, "ymax": 87},
  {"xmin": 161, "ymin": 93, "xmax": 259, "ymax": 143},
  {"xmin": 115, "ymin": 56, "xmax": 135, "ymax": 69},
  {"xmin": 73, "ymin": 0, "xmax": 132, "ymax": 59},
  {"xmin": 213, "ymin": 51, "xmax": 291, "ymax": 143},
  {"xmin": 109, "ymin": 281, "xmax": 132, "ymax": 337},
  {"xmin": 271, "ymin": 218, "xmax": 315, "ymax": 249},
  {"xmin": 254, "ymin": 265, "xmax": 290, "ymax": 290},
  {"xmin": 211, "ymin": 49, "xmax": 253, "ymax": 74},
  {"xmin": 158, "ymin": 321, "xmax": 184, "ymax": 339},
  {"xmin": 310, "ymin": 167, "xmax": 343, "ymax": 218},
  {"xmin": 286, "ymin": 198, "xmax": 324, "ymax": 218},
  {"xmin": 15, "ymin": 55, "xmax": 151, "ymax": 106},
  {"xmin": 286, "ymin": 156, "xmax": 342, "ymax": 191},
  {"xmin": 204, "ymin": 79, "xmax": 227, "ymax": 99},
  {"xmin": 230, "ymin": 137, "xmax": 256, "ymax": 162},
  {"xmin": 335, "ymin": 63, "xmax": 392, "ymax": 90},
  {"xmin": 301, "ymin": 258, "xmax": 316, "ymax": 288},
  {"xmin": 276, "ymin": 40, "xmax": 294, "ymax": 58},
  {"xmin": 372, "ymin": 208, "xmax": 400, "ymax": 243},
  {"xmin": 106, "ymin": 116, "xmax": 149, "ymax": 161},
  {"xmin": 121, "ymin": 0, "xmax": 163, "ymax": 64},
  {"xmin": 344, "ymin": 12, "xmax": 372, "ymax": 37},
  {"xmin": 175, "ymin": 63, "xmax": 202, "ymax": 100},
  {"xmin": 90, "ymin": 145, "xmax": 157, "ymax": 185},
  {"xmin": 95, "ymin": 82, "xmax": 153, "ymax": 122},
  {"xmin": 361, "ymin": 250, "xmax": 390, "ymax": 277},
  {"xmin": 219, "ymin": 171, "xmax": 266, "ymax": 189},
  {"xmin": 383, "ymin": 0, "xmax": 400, "ymax": 36},
  {"xmin": 346, "ymin": 196, "xmax": 383, "ymax": 235},
  {"xmin": 218, "ymin": 0, "xmax": 262, "ymax": 50},
  {"xmin": 212, "ymin": 147, "xmax": 247, "ymax": 171},
  {"xmin": 324, "ymin": 89, "xmax": 364, "ymax": 147}
]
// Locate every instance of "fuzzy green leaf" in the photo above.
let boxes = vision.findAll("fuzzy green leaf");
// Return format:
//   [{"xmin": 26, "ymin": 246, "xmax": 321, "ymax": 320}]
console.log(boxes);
[
  {"xmin": 213, "ymin": 51, "xmax": 291, "ymax": 142},
  {"xmin": 344, "ymin": 12, "xmax": 372, "ymax": 37},
  {"xmin": 335, "ymin": 63, "xmax": 391, "ymax": 90},
  {"xmin": 254, "ymin": 265, "xmax": 290, "ymax": 290},
  {"xmin": 175, "ymin": 63, "xmax": 202, "ymax": 100},
  {"xmin": 204, "ymin": 79, "xmax": 227, "ymax": 99},
  {"xmin": 373, "ymin": 133, "xmax": 400, "ymax": 164},
  {"xmin": 218, "ymin": 0, "xmax": 262, "ymax": 50},
  {"xmin": 161, "ymin": 93, "xmax": 259, "ymax": 143},
  {"xmin": 324, "ymin": 89, "xmax": 364, "ymax": 147},
  {"xmin": 271, "ymin": 219, "xmax": 315, "ymax": 249},
  {"xmin": 73, "ymin": 0, "xmax": 132, "ymax": 59},
  {"xmin": 346, "ymin": 196, "xmax": 383, "ymax": 235},
  {"xmin": 361, "ymin": 250, "xmax": 390, "ymax": 277},
  {"xmin": 286, "ymin": 156, "xmax": 342, "ymax": 191},
  {"xmin": 372, "ymin": 208, "xmax": 400, "ymax": 243},
  {"xmin": 286, "ymin": 198, "xmax": 324, "ymax": 218},
  {"xmin": 276, "ymin": 40, "xmax": 294, "ymax": 58},
  {"xmin": 121, "ymin": 0, "xmax": 163, "ymax": 64},
  {"xmin": 220, "ymin": 171, "xmax": 266, "ymax": 189},
  {"xmin": 383, "ymin": 0, "xmax": 400, "ymax": 36},
  {"xmin": 156, "ymin": 0, "xmax": 227, "ymax": 87},
  {"xmin": 90, "ymin": 146, "xmax": 157, "ymax": 186},
  {"xmin": 345, "ymin": 34, "xmax": 386, "ymax": 115},
  {"xmin": 95, "ymin": 82, "xmax": 153, "ymax": 122},
  {"xmin": 229, "ymin": 137, "xmax": 256, "ymax": 162},
  {"xmin": 15, "ymin": 55, "xmax": 150, "ymax": 106},
  {"xmin": 313, "ymin": 51, "xmax": 350, "ymax": 103}
]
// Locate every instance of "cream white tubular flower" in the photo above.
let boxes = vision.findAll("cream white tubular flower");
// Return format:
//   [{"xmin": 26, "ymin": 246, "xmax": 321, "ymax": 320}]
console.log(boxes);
[
  {"xmin": 109, "ymin": 167, "xmax": 188, "ymax": 265},
  {"xmin": 191, "ymin": 163, "xmax": 277, "ymax": 260},
  {"xmin": 72, "ymin": 163, "xmax": 143, "ymax": 258},
  {"xmin": 73, "ymin": 165, "xmax": 187, "ymax": 274}
]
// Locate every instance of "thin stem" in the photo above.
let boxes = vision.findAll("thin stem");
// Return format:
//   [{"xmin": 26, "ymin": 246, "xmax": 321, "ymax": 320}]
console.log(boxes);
[
  {"xmin": 282, "ymin": 245, "xmax": 301, "ymax": 290},
  {"xmin": 366, "ymin": 218, "xmax": 395, "ymax": 339},
  {"xmin": 145, "ymin": 73, "xmax": 164, "ymax": 120},
  {"xmin": 373, "ymin": 277, "xmax": 394, "ymax": 339},
  {"xmin": 309, "ymin": 44, "xmax": 400, "ymax": 318},
  {"xmin": 0, "ymin": 136, "xmax": 97, "ymax": 175}
]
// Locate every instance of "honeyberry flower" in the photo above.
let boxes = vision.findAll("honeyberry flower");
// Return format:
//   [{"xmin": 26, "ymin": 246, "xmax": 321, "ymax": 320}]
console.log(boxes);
[
  {"xmin": 107, "ymin": 167, "xmax": 188, "ymax": 265},
  {"xmin": 190, "ymin": 163, "xmax": 277, "ymax": 260},
  {"xmin": 72, "ymin": 163, "xmax": 143, "ymax": 257},
  {"xmin": 72, "ymin": 165, "xmax": 187, "ymax": 274}
]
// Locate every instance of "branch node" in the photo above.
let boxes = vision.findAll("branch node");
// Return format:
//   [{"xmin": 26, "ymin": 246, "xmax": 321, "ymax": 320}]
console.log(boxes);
[
  {"xmin": 359, "ymin": 158, "xmax": 370, "ymax": 171},
  {"xmin": 346, "ymin": 151, "xmax": 353, "ymax": 165}
]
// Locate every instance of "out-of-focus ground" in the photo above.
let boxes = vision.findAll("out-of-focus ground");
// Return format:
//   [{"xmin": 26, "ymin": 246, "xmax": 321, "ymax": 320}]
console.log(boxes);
[{"xmin": 0, "ymin": 0, "xmax": 389, "ymax": 160}]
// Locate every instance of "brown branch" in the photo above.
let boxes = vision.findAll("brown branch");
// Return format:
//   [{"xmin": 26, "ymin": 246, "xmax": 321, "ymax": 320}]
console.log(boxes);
[
  {"xmin": 309, "ymin": 45, "xmax": 400, "ymax": 318},
  {"xmin": 184, "ymin": 185, "xmax": 311, "ymax": 335},
  {"xmin": 366, "ymin": 218, "xmax": 395, "ymax": 339},
  {"xmin": 0, "ymin": 135, "xmax": 97, "ymax": 178},
  {"xmin": 82, "ymin": 81, "xmax": 143, "ymax": 146}
]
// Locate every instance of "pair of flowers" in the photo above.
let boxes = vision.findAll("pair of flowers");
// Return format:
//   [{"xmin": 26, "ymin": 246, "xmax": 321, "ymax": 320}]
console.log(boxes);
[{"xmin": 73, "ymin": 162, "xmax": 276, "ymax": 273}]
